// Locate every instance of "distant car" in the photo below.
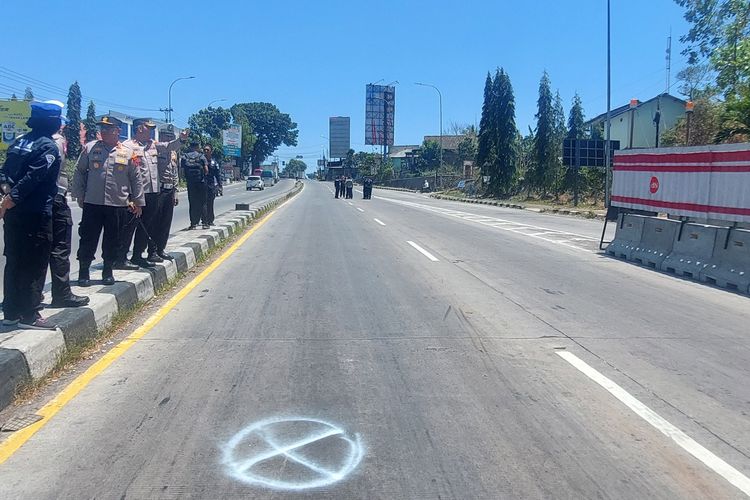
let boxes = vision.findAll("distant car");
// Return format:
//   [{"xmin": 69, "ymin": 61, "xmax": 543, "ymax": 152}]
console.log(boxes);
[{"xmin": 246, "ymin": 176, "xmax": 264, "ymax": 191}]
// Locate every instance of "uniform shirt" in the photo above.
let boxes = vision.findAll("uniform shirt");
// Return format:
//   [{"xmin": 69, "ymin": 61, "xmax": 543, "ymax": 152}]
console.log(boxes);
[
  {"xmin": 157, "ymin": 148, "xmax": 179, "ymax": 186},
  {"xmin": 71, "ymin": 140, "xmax": 145, "ymax": 207},
  {"xmin": 123, "ymin": 137, "xmax": 182, "ymax": 194},
  {"xmin": 206, "ymin": 158, "xmax": 222, "ymax": 188},
  {"xmin": 52, "ymin": 132, "xmax": 68, "ymax": 194},
  {"xmin": 1, "ymin": 131, "xmax": 60, "ymax": 215}
]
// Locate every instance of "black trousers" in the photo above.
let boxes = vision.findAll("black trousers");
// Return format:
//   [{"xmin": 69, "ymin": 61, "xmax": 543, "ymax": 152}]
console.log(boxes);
[
  {"xmin": 202, "ymin": 185, "xmax": 216, "ymax": 225},
  {"xmin": 187, "ymin": 182, "xmax": 205, "ymax": 226},
  {"xmin": 77, "ymin": 203, "xmax": 127, "ymax": 266},
  {"xmin": 50, "ymin": 194, "xmax": 73, "ymax": 300},
  {"xmin": 132, "ymin": 192, "xmax": 159, "ymax": 258},
  {"xmin": 3, "ymin": 210, "xmax": 52, "ymax": 320},
  {"xmin": 154, "ymin": 188, "xmax": 175, "ymax": 253},
  {"xmin": 346, "ymin": 187, "xmax": 353, "ymax": 199},
  {"xmin": 335, "ymin": 183, "xmax": 340, "ymax": 198}
]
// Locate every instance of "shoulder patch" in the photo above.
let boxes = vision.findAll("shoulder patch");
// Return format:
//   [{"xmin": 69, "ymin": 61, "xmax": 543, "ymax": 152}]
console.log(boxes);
[{"xmin": 45, "ymin": 154, "xmax": 56, "ymax": 167}]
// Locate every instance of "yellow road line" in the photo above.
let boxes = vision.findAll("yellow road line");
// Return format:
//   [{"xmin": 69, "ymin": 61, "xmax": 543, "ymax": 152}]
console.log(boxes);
[{"xmin": 0, "ymin": 197, "xmax": 293, "ymax": 465}]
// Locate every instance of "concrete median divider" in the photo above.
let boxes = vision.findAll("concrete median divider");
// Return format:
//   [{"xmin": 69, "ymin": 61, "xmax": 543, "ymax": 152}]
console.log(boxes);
[
  {"xmin": 0, "ymin": 181, "xmax": 303, "ymax": 412},
  {"xmin": 628, "ymin": 217, "xmax": 680, "ymax": 269},
  {"xmin": 660, "ymin": 223, "xmax": 720, "ymax": 279},
  {"xmin": 700, "ymin": 228, "xmax": 750, "ymax": 293},
  {"xmin": 605, "ymin": 214, "xmax": 646, "ymax": 260}
]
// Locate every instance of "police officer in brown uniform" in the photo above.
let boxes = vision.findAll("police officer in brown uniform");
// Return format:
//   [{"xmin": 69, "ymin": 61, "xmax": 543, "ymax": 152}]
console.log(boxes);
[
  {"xmin": 71, "ymin": 115, "xmax": 144, "ymax": 286},
  {"xmin": 121, "ymin": 119, "xmax": 186, "ymax": 267},
  {"xmin": 153, "ymin": 125, "xmax": 180, "ymax": 259}
]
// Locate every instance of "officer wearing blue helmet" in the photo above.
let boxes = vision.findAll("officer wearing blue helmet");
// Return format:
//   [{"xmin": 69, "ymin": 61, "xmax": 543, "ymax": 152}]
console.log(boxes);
[{"xmin": 0, "ymin": 102, "xmax": 64, "ymax": 330}]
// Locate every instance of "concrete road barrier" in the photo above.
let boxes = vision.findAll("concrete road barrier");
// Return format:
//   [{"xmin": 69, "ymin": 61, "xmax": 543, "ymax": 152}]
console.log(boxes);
[
  {"xmin": 700, "ymin": 228, "xmax": 750, "ymax": 293},
  {"xmin": 629, "ymin": 217, "xmax": 680, "ymax": 269},
  {"xmin": 606, "ymin": 214, "xmax": 646, "ymax": 260},
  {"xmin": 0, "ymin": 182, "xmax": 303, "ymax": 413},
  {"xmin": 660, "ymin": 223, "xmax": 720, "ymax": 279}
]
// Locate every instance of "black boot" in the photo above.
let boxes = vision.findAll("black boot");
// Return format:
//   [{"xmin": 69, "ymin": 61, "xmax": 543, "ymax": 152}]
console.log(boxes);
[
  {"xmin": 102, "ymin": 263, "xmax": 115, "ymax": 286},
  {"xmin": 78, "ymin": 263, "xmax": 91, "ymax": 287}
]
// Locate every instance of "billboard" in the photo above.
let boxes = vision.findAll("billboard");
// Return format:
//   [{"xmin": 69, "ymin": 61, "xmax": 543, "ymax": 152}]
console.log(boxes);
[
  {"xmin": 329, "ymin": 116, "xmax": 350, "ymax": 158},
  {"xmin": 0, "ymin": 100, "xmax": 31, "ymax": 151},
  {"xmin": 222, "ymin": 124, "xmax": 242, "ymax": 157},
  {"xmin": 365, "ymin": 84, "xmax": 395, "ymax": 146},
  {"xmin": 612, "ymin": 144, "xmax": 750, "ymax": 223}
]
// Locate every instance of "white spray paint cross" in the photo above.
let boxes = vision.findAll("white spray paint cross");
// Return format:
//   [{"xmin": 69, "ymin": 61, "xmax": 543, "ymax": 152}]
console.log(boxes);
[{"xmin": 222, "ymin": 417, "xmax": 364, "ymax": 490}]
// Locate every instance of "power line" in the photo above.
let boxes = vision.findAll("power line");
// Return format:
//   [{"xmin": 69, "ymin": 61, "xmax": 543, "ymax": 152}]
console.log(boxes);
[{"xmin": 0, "ymin": 66, "xmax": 161, "ymax": 112}]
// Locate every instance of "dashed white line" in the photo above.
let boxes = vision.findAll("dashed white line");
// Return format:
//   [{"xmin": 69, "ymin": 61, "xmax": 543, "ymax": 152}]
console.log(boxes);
[
  {"xmin": 356, "ymin": 207, "xmax": 364, "ymax": 212},
  {"xmin": 373, "ymin": 218, "xmax": 386, "ymax": 226},
  {"xmin": 347, "ymin": 202, "xmax": 353, "ymax": 206},
  {"xmin": 407, "ymin": 241, "xmax": 439, "ymax": 262},
  {"xmin": 557, "ymin": 350, "xmax": 750, "ymax": 497}
]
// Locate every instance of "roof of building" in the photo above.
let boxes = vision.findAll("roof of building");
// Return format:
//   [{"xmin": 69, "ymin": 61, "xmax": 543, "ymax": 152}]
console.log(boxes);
[
  {"xmin": 585, "ymin": 93, "xmax": 687, "ymax": 126},
  {"xmin": 423, "ymin": 135, "xmax": 467, "ymax": 151},
  {"xmin": 390, "ymin": 145, "xmax": 420, "ymax": 158}
]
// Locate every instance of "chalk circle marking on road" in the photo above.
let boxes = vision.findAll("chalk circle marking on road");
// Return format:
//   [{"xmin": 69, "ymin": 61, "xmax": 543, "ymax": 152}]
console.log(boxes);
[{"xmin": 222, "ymin": 417, "xmax": 364, "ymax": 491}]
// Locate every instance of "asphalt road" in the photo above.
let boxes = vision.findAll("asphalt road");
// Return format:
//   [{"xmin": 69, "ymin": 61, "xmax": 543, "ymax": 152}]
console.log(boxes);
[
  {"xmin": 0, "ymin": 179, "xmax": 297, "ymax": 297},
  {"xmin": 1, "ymin": 180, "xmax": 749, "ymax": 499}
]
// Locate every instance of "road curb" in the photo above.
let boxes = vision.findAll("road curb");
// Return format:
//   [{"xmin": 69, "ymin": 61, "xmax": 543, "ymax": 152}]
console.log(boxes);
[
  {"xmin": 0, "ymin": 182, "xmax": 303, "ymax": 413},
  {"xmin": 429, "ymin": 193, "xmax": 606, "ymax": 221}
]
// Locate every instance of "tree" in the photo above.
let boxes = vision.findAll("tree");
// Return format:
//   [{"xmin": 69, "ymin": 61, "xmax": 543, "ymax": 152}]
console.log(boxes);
[
  {"xmin": 23, "ymin": 87, "xmax": 33, "ymax": 101},
  {"xmin": 676, "ymin": 63, "xmax": 714, "ymax": 99},
  {"xmin": 489, "ymin": 68, "xmax": 518, "ymax": 197},
  {"xmin": 531, "ymin": 71, "xmax": 556, "ymax": 196},
  {"xmin": 83, "ymin": 101, "xmax": 98, "ymax": 142},
  {"xmin": 567, "ymin": 93, "xmax": 586, "ymax": 139},
  {"xmin": 477, "ymin": 72, "xmax": 496, "ymax": 182},
  {"xmin": 284, "ymin": 158, "xmax": 307, "ymax": 177},
  {"xmin": 417, "ymin": 139, "xmax": 440, "ymax": 172},
  {"xmin": 675, "ymin": 0, "xmax": 750, "ymax": 96},
  {"xmin": 188, "ymin": 106, "xmax": 233, "ymax": 139},
  {"xmin": 10, "ymin": 93, "xmax": 17, "ymax": 101},
  {"xmin": 662, "ymin": 96, "xmax": 724, "ymax": 145},
  {"xmin": 230, "ymin": 103, "xmax": 298, "ymax": 168},
  {"xmin": 552, "ymin": 91, "xmax": 567, "ymax": 194},
  {"xmin": 64, "ymin": 82, "xmax": 82, "ymax": 160}
]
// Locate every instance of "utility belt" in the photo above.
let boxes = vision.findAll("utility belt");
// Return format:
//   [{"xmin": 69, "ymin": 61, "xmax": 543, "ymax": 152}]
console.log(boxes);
[{"xmin": 160, "ymin": 183, "xmax": 175, "ymax": 192}]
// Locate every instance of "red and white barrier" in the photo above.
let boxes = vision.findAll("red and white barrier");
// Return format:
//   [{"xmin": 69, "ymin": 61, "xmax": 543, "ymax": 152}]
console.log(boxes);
[{"xmin": 612, "ymin": 144, "xmax": 750, "ymax": 223}]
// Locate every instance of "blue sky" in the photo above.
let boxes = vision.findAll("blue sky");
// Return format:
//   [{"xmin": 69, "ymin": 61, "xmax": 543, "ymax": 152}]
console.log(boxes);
[{"xmin": 2, "ymin": 1, "xmax": 690, "ymax": 170}]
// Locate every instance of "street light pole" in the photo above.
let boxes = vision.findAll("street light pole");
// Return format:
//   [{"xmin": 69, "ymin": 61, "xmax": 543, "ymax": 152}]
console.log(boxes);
[
  {"xmin": 415, "ymin": 82, "xmax": 442, "ymax": 189},
  {"xmin": 167, "ymin": 76, "xmax": 195, "ymax": 123},
  {"xmin": 207, "ymin": 98, "xmax": 227, "ymax": 108}
]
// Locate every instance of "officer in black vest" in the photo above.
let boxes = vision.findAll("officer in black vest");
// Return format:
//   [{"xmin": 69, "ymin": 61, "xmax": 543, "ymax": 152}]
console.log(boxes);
[
  {"xmin": 0, "ymin": 102, "xmax": 63, "ymax": 329},
  {"xmin": 181, "ymin": 141, "xmax": 207, "ymax": 230}
]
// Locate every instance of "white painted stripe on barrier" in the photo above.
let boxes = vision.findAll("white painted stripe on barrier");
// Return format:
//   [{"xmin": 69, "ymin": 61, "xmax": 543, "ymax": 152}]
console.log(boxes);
[
  {"xmin": 407, "ymin": 241, "xmax": 439, "ymax": 262},
  {"xmin": 557, "ymin": 350, "xmax": 750, "ymax": 497},
  {"xmin": 373, "ymin": 218, "xmax": 386, "ymax": 226}
]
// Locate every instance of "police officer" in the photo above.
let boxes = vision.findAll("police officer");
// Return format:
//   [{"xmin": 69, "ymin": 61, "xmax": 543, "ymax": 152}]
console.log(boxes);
[
  {"xmin": 122, "ymin": 119, "xmax": 186, "ymax": 266},
  {"xmin": 71, "ymin": 115, "xmax": 144, "ymax": 286},
  {"xmin": 181, "ymin": 141, "xmax": 207, "ymax": 230},
  {"xmin": 0, "ymin": 102, "xmax": 63, "ymax": 329},
  {"xmin": 49, "ymin": 103, "xmax": 89, "ymax": 308},
  {"xmin": 334, "ymin": 176, "xmax": 341, "ymax": 198},
  {"xmin": 153, "ymin": 125, "xmax": 180, "ymax": 260},
  {"xmin": 201, "ymin": 144, "xmax": 222, "ymax": 228},
  {"xmin": 363, "ymin": 177, "xmax": 373, "ymax": 199}
]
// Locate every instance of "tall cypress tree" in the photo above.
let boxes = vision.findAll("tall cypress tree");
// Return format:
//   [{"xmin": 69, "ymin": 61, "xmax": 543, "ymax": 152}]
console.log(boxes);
[
  {"xmin": 23, "ymin": 87, "xmax": 33, "ymax": 101},
  {"xmin": 477, "ymin": 72, "xmax": 496, "ymax": 190},
  {"xmin": 552, "ymin": 91, "xmax": 566, "ymax": 194},
  {"xmin": 83, "ymin": 101, "xmax": 98, "ymax": 142},
  {"xmin": 492, "ymin": 68, "xmax": 518, "ymax": 197},
  {"xmin": 65, "ymin": 82, "xmax": 82, "ymax": 160},
  {"xmin": 567, "ymin": 93, "xmax": 586, "ymax": 139},
  {"xmin": 532, "ymin": 71, "xmax": 555, "ymax": 196}
]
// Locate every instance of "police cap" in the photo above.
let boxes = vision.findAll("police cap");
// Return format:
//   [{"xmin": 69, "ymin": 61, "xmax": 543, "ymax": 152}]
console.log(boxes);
[
  {"xmin": 97, "ymin": 115, "xmax": 123, "ymax": 128},
  {"xmin": 133, "ymin": 118, "xmax": 157, "ymax": 128}
]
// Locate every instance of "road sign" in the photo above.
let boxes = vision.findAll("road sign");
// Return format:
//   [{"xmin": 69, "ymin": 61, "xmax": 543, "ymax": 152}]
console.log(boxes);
[
  {"xmin": 222, "ymin": 124, "xmax": 242, "ymax": 157},
  {"xmin": 0, "ymin": 100, "xmax": 31, "ymax": 151},
  {"xmin": 563, "ymin": 139, "xmax": 621, "ymax": 168}
]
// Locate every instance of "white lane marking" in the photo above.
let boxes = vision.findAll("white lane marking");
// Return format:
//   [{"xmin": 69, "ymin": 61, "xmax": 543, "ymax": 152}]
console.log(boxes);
[
  {"xmin": 557, "ymin": 351, "xmax": 750, "ymax": 497},
  {"xmin": 373, "ymin": 218, "xmax": 386, "ymax": 226},
  {"xmin": 407, "ymin": 241, "xmax": 439, "ymax": 262},
  {"xmin": 356, "ymin": 207, "xmax": 364, "ymax": 212},
  {"xmin": 347, "ymin": 202, "xmax": 353, "ymax": 206},
  {"xmin": 375, "ymin": 196, "xmax": 598, "ymax": 252}
]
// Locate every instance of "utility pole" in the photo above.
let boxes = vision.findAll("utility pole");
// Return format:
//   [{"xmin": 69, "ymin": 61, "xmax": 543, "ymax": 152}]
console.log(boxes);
[
  {"xmin": 604, "ymin": 0, "xmax": 612, "ymax": 208},
  {"xmin": 166, "ymin": 76, "xmax": 195, "ymax": 124},
  {"xmin": 415, "ymin": 82, "xmax": 442, "ymax": 190}
]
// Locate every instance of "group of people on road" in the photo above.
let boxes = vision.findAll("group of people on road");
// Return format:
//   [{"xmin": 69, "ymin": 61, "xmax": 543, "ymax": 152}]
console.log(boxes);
[
  {"xmin": 0, "ymin": 101, "xmax": 224, "ymax": 330},
  {"xmin": 334, "ymin": 175, "xmax": 354, "ymax": 199}
]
